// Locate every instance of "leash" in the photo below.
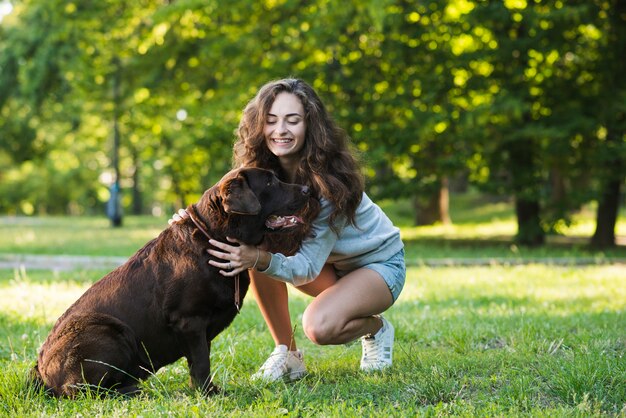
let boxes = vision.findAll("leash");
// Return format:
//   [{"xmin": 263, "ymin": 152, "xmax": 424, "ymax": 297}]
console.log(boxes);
[{"xmin": 186, "ymin": 205, "xmax": 241, "ymax": 314}]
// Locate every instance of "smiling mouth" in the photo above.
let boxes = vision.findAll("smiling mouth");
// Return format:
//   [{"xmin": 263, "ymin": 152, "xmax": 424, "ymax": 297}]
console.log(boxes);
[
  {"xmin": 265, "ymin": 215, "xmax": 303, "ymax": 230},
  {"xmin": 272, "ymin": 138, "xmax": 293, "ymax": 144}
]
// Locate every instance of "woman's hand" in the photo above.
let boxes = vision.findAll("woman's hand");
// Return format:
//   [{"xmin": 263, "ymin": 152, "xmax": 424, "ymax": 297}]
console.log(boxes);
[
  {"xmin": 207, "ymin": 237, "xmax": 263, "ymax": 277},
  {"xmin": 167, "ymin": 208, "xmax": 188, "ymax": 225}
]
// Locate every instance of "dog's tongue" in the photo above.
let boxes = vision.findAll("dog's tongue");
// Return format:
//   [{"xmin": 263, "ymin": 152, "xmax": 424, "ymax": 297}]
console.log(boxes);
[{"xmin": 265, "ymin": 215, "xmax": 304, "ymax": 230}]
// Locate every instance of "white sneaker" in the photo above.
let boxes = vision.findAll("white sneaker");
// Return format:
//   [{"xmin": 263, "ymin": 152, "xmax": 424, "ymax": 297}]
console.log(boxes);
[
  {"xmin": 360, "ymin": 316, "xmax": 394, "ymax": 371},
  {"xmin": 251, "ymin": 345, "xmax": 307, "ymax": 382}
]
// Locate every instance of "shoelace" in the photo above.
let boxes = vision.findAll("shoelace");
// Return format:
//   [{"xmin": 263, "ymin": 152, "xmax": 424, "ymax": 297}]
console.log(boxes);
[
  {"xmin": 361, "ymin": 337, "xmax": 379, "ymax": 361},
  {"xmin": 362, "ymin": 335, "xmax": 390, "ymax": 363},
  {"xmin": 260, "ymin": 350, "xmax": 289, "ymax": 376}
]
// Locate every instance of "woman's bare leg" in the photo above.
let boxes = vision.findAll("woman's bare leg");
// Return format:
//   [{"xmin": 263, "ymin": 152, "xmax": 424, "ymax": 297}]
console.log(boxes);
[
  {"xmin": 301, "ymin": 268, "xmax": 393, "ymax": 345},
  {"xmin": 251, "ymin": 264, "xmax": 391, "ymax": 347},
  {"xmin": 249, "ymin": 270, "xmax": 296, "ymax": 349},
  {"xmin": 249, "ymin": 265, "xmax": 338, "ymax": 350}
]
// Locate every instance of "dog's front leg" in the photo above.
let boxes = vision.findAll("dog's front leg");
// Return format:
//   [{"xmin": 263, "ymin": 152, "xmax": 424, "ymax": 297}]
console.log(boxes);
[{"xmin": 179, "ymin": 321, "xmax": 219, "ymax": 395}]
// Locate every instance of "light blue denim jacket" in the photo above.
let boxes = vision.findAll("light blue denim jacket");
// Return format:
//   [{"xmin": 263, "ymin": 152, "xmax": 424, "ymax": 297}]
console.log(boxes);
[{"xmin": 260, "ymin": 192, "xmax": 404, "ymax": 286}]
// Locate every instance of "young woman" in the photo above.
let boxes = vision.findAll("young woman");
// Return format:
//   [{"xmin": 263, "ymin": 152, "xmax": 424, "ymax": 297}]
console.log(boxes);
[{"xmin": 177, "ymin": 78, "xmax": 405, "ymax": 381}]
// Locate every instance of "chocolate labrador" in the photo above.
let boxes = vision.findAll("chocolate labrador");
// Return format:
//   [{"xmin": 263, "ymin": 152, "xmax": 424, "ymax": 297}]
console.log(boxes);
[{"xmin": 31, "ymin": 167, "xmax": 313, "ymax": 397}]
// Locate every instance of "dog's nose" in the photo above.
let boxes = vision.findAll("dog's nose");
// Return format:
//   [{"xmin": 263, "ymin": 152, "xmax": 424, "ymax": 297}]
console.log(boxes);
[{"xmin": 301, "ymin": 186, "xmax": 310, "ymax": 195}]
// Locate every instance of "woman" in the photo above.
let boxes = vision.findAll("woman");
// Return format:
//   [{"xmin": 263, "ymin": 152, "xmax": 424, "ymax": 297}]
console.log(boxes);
[{"xmin": 179, "ymin": 78, "xmax": 405, "ymax": 382}]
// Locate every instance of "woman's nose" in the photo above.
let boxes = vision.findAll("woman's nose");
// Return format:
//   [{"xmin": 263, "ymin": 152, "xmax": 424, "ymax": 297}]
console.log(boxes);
[{"xmin": 277, "ymin": 120, "xmax": 289, "ymax": 134}]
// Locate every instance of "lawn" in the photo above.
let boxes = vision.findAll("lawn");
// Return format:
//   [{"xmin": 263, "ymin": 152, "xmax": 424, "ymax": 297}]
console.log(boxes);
[
  {"xmin": 1, "ymin": 265, "xmax": 624, "ymax": 417},
  {"xmin": 0, "ymin": 195, "xmax": 625, "ymax": 416},
  {"xmin": 1, "ymin": 193, "xmax": 625, "ymax": 262}
]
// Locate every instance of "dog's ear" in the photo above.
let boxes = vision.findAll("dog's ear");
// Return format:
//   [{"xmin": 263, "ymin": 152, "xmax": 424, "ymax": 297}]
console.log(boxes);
[{"xmin": 220, "ymin": 173, "xmax": 261, "ymax": 215}]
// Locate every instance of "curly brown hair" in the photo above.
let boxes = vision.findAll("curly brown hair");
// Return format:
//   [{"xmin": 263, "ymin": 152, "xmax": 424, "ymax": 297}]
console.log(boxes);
[{"xmin": 233, "ymin": 78, "xmax": 364, "ymax": 230}]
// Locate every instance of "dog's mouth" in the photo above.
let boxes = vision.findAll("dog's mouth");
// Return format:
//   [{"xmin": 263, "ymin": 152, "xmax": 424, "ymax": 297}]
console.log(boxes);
[{"xmin": 265, "ymin": 215, "xmax": 304, "ymax": 230}]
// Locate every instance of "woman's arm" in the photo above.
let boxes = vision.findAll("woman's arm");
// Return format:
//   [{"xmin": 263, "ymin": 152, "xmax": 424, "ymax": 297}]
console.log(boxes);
[{"xmin": 207, "ymin": 199, "xmax": 345, "ymax": 285}]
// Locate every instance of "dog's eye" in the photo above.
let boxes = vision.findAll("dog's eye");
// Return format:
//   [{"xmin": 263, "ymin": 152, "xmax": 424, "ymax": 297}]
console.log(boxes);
[{"xmin": 266, "ymin": 180, "xmax": 272, "ymax": 186}]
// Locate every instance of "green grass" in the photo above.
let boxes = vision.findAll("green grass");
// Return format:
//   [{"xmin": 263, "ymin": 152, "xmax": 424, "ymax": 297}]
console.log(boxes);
[
  {"xmin": 378, "ymin": 195, "xmax": 626, "ymax": 262},
  {"xmin": 0, "ymin": 216, "xmax": 165, "ymax": 256},
  {"xmin": 1, "ymin": 194, "xmax": 625, "ymax": 261},
  {"xmin": 0, "ymin": 265, "xmax": 624, "ymax": 416},
  {"xmin": 0, "ymin": 195, "xmax": 625, "ymax": 416}
]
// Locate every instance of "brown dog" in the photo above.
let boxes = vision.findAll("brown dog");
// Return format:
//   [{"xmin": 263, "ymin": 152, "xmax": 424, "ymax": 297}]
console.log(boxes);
[{"xmin": 31, "ymin": 167, "xmax": 313, "ymax": 397}]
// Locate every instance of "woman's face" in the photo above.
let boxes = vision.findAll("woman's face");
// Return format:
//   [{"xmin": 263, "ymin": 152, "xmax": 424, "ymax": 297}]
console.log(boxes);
[{"xmin": 263, "ymin": 92, "xmax": 306, "ymax": 160}]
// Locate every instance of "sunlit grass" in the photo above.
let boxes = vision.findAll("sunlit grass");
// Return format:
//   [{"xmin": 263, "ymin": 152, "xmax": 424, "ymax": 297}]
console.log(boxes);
[
  {"xmin": 0, "ymin": 269, "xmax": 105, "ymax": 327},
  {"xmin": 0, "ymin": 215, "xmax": 166, "ymax": 256},
  {"xmin": 1, "ymin": 194, "xmax": 625, "ymax": 262},
  {"xmin": 0, "ymin": 194, "xmax": 624, "ymax": 415},
  {"xmin": 1, "ymin": 264, "xmax": 624, "ymax": 416},
  {"xmin": 401, "ymin": 219, "xmax": 517, "ymax": 239},
  {"xmin": 377, "ymin": 195, "xmax": 626, "ymax": 262}
]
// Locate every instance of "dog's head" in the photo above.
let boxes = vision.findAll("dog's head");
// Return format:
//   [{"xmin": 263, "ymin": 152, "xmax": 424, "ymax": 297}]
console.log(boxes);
[{"xmin": 195, "ymin": 167, "xmax": 314, "ymax": 245}]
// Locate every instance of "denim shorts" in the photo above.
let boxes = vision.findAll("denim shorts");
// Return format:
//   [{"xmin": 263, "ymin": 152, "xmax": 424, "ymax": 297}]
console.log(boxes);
[
  {"xmin": 363, "ymin": 248, "xmax": 406, "ymax": 303},
  {"xmin": 335, "ymin": 249, "xmax": 406, "ymax": 303}
]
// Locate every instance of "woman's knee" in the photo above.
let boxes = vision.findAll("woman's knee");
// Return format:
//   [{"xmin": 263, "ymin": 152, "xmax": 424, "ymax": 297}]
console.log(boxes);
[{"xmin": 302, "ymin": 306, "xmax": 337, "ymax": 346}]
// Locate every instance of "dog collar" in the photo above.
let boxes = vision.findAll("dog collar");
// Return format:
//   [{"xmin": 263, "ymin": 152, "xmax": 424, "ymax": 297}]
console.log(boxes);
[{"xmin": 186, "ymin": 206, "xmax": 241, "ymax": 314}]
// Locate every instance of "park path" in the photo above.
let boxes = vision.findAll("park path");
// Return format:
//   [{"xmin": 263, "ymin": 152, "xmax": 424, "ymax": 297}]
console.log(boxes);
[
  {"xmin": 0, "ymin": 254, "xmax": 128, "ymax": 271},
  {"xmin": 0, "ymin": 253, "xmax": 624, "ymax": 271}
]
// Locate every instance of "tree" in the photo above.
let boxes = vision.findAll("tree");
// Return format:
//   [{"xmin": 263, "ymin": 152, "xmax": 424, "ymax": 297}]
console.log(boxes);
[
  {"xmin": 589, "ymin": 0, "xmax": 626, "ymax": 247},
  {"xmin": 0, "ymin": 0, "xmax": 623, "ymax": 246},
  {"xmin": 463, "ymin": 0, "xmax": 623, "ymax": 245}
]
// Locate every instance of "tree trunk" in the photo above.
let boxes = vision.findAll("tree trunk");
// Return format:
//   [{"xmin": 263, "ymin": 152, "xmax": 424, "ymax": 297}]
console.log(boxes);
[
  {"xmin": 414, "ymin": 177, "xmax": 451, "ymax": 226},
  {"xmin": 549, "ymin": 168, "xmax": 566, "ymax": 205},
  {"xmin": 109, "ymin": 57, "xmax": 123, "ymax": 227},
  {"xmin": 591, "ymin": 129, "xmax": 624, "ymax": 248},
  {"xmin": 508, "ymin": 130, "xmax": 545, "ymax": 246},
  {"xmin": 439, "ymin": 176, "xmax": 452, "ymax": 225},
  {"xmin": 515, "ymin": 198, "xmax": 544, "ymax": 246},
  {"xmin": 591, "ymin": 1, "xmax": 626, "ymax": 248},
  {"xmin": 591, "ymin": 177, "xmax": 622, "ymax": 248},
  {"xmin": 131, "ymin": 148, "xmax": 143, "ymax": 215}
]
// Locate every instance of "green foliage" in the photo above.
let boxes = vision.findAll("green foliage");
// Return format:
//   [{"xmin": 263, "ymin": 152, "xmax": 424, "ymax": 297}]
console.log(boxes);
[{"xmin": 0, "ymin": 0, "xmax": 624, "ymax": 243}]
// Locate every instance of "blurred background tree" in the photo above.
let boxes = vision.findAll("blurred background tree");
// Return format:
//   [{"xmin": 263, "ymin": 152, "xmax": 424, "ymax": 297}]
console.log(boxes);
[{"xmin": 0, "ymin": 0, "xmax": 623, "ymax": 246}]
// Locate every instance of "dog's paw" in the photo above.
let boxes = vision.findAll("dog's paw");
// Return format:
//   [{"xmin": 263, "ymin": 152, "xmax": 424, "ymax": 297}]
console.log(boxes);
[
  {"xmin": 203, "ymin": 383, "xmax": 222, "ymax": 396},
  {"xmin": 114, "ymin": 384, "xmax": 142, "ymax": 398}
]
